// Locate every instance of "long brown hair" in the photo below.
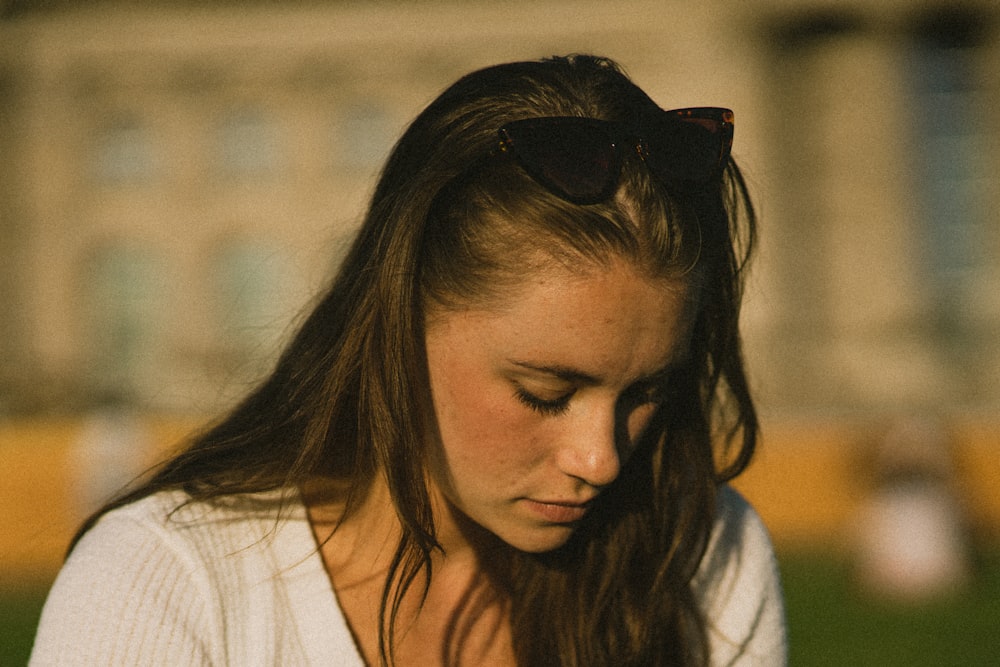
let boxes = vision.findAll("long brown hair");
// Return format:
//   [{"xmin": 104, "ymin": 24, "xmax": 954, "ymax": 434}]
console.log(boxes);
[{"xmin": 75, "ymin": 55, "xmax": 758, "ymax": 666}]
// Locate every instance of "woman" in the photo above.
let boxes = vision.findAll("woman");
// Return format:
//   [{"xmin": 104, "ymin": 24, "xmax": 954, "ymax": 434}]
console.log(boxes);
[{"xmin": 32, "ymin": 55, "xmax": 785, "ymax": 666}]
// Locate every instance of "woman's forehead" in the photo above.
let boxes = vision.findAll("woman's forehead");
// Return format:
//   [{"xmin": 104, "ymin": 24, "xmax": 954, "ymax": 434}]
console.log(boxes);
[
  {"xmin": 426, "ymin": 236, "xmax": 690, "ymax": 305},
  {"xmin": 424, "ymin": 259, "xmax": 696, "ymax": 386},
  {"xmin": 426, "ymin": 256, "xmax": 694, "ymax": 326}
]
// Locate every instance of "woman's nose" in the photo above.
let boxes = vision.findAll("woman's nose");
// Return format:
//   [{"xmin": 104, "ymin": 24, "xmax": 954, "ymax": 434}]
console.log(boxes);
[{"xmin": 555, "ymin": 405, "xmax": 621, "ymax": 488}]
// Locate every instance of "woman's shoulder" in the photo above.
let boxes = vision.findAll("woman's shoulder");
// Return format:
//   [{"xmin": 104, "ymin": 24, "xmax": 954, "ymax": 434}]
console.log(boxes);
[
  {"xmin": 99, "ymin": 487, "xmax": 305, "ymax": 538},
  {"xmin": 107, "ymin": 486, "xmax": 303, "ymax": 524},
  {"xmin": 694, "ymin": 485, "xmax": 788, "ymax": 665},
  {"xmin": 63, "ymin": 486, "xmax": 311, "ymax": 592},
  {"xmin": 694, "ymin": 486, "xmax": 778, "ymax": 608},
  {"xmin": 72, "ymin": 486, "xmax": 315, "ymax": 584},
  {"xmin": 31, "ymin": 487, "xmax": 328, "ymax": 665},
  {"xmin": 705, "ymin": 486, "xmax": 775, "ymax": 563}
]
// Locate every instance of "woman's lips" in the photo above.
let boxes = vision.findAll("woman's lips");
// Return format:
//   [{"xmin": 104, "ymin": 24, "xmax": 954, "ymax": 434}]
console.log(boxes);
[{"xmin": 523, "ymin": 498, "xmax": 591, "ymax": 523}]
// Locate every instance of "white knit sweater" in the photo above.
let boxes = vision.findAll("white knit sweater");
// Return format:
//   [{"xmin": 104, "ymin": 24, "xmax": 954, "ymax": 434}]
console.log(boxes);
[{"xmin": 30, "ymin": 486, "xmax": 786, "ymax": 665}]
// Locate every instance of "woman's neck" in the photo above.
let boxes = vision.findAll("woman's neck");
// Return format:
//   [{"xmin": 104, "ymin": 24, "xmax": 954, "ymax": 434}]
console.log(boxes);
[{"xmin": 303, "ymin": 475, "xmax": 516, "ymax": 665}]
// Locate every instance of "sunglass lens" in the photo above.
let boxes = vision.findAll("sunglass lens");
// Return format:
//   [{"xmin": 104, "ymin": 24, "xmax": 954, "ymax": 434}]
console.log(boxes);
[
  {"xmin": 504, "ymin": 119, "xmax": 619, "ymax": 204},
  {"xmin": 644, "ymin": 111, "xmax": 731, "ymax": 184}
]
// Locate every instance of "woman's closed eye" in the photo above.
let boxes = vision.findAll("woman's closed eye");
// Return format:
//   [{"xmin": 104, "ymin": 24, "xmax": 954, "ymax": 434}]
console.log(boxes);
[
  {"xmin": 514, "ymin": 379, "xmax": 673, "ymax": 417},
  {"xmin": 514, "ymin": 386, "xmax": 575, "ymax": 416}
]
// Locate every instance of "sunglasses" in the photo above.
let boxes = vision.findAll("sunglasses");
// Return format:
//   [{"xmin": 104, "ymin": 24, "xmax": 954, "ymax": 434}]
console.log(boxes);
[{"xmin": 496, "ymin": 107, "xmax": 734, "ymax": 205}]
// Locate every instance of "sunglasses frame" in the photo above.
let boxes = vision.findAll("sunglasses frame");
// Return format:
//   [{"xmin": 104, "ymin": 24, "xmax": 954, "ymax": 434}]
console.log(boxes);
[{"xmin": 497, "ymin": 107, "xmax": 734, "ymax": 205}]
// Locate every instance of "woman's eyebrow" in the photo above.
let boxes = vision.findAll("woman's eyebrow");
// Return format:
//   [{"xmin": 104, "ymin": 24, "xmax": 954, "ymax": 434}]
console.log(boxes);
[
  {"xmin": 508, "ymin": 355, "xmax": 689, "ymax": 386},
  {"xmin": 507, "ymin": 360, "xmax": 600, "ymax": 385}
]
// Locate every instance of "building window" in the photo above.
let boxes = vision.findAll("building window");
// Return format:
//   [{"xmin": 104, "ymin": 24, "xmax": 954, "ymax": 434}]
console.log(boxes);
[
  {"xmin": 213, "ymin": 240, "xmax": 294, "ymax": 373},
  {"xmin": 217, "ymin": 108, "xmax": 280, "ymax": 178},
  {"xmin": 93, "ymin": 115, "xmax": 156, "ymax": 185},
  {"xmin": 905, "ymin": 8, "xmax": 990, "ymax": 349},
  {"xmin": 83, "ymin": 244, "xmax": 164, "ymax": 404},
  {"xmin": 336, "ymin": 101, "xmax": 396, "ymax": 169}
]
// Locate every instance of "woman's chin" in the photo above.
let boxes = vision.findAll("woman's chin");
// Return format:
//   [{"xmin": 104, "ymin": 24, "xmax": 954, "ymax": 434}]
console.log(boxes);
[{"xmin": 497, "ymin": 524, "xmax": 578, "ymax": 554}]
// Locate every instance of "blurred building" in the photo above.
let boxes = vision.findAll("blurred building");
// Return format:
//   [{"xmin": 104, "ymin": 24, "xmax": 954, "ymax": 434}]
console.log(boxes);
[{"xmin": 1, "ymin": 0, "xmax": 998, "ymax": 418}]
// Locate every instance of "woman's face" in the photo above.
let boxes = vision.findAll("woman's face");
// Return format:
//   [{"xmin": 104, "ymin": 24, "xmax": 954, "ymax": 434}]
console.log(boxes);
[{"xmin": 423, "ymin": 259, "xmax": 696, "ymax": 553}]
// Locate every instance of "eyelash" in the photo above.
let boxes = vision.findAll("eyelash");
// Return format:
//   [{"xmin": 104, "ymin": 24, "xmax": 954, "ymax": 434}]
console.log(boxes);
[
  {"xmin": 515, "ymin": 387, "xmax": 573, "ymax": 416},
  {"xmin": 514, "ymin": 381, "xmax": 673, "ymax": 417}
]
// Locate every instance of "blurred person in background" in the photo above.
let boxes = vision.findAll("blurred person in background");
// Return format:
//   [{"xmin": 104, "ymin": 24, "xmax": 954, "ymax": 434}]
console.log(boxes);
[
  {"xmin": 854, "ymin": 416, "xmax": 972, "ymax": 603},
  {"xmin": 31, "ymin": 55, "xmax": 785, "ymax": 666}
]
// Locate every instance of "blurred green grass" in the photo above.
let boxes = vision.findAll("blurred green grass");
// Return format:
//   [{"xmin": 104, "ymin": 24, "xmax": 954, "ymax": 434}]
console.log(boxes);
[
  {"xmin": 782, "ymin": 548, "xmax": 1000, "ymax": 666},
  {"xmin": 3, "ymin": 550, "xmax": 999, "ymax": 665},
  {"xmin": 0, "ymin": 587, "xmax": 47, "ymax": 666}
]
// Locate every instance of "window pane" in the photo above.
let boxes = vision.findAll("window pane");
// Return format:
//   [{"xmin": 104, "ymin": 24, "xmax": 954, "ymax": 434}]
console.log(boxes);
[
  {"xmin": 84, "ymin": 244, "xmax": 164, "ymax": 403},
  {"xmin": 93, "ymin": 116, "xmax": 156, "ymax": 185},
  {"xmin": 217, "ymin": 108, "xmax": 280, "ymax": 178},
  {"xmin": 336, "ymin": 102, "xmax": 395, "ymax": 169},
  {"xmin": 214, "ymin": 240, "xmax": 293, "ymax": 372}
]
